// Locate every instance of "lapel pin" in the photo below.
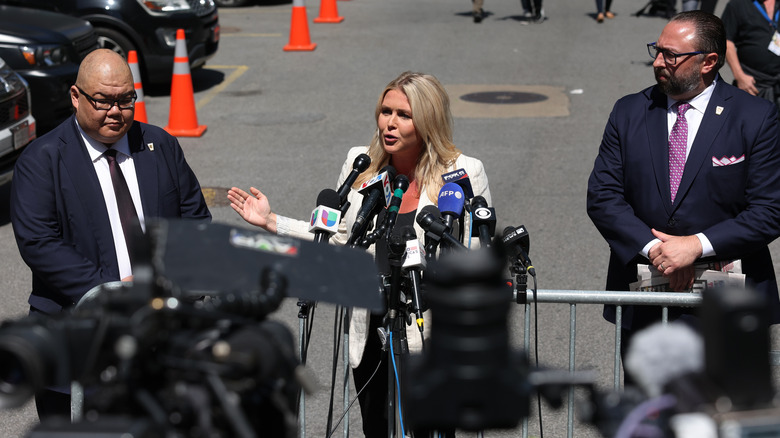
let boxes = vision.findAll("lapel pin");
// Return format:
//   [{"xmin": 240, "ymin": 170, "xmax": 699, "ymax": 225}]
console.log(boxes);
[
  {"xmin": 147, "ymin": 142, "xmax": 154, "ymax": 151},
  {"xmin": 716, "ymin": 106, "xmax": 724, "ymax": 115}
]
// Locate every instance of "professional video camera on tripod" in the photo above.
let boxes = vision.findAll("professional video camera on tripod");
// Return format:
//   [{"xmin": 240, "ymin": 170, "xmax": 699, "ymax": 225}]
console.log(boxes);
[{"xmin": 0, "ymin": 219, "xmax": 382, "ymax": 438}]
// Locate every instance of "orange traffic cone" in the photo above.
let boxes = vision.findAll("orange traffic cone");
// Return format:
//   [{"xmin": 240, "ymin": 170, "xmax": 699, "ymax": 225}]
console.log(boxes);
[
  {"xmin": 127, "ymin": 50, "xmax": 148, "ymax": 124},
  {"xmin": 164, "ymin": 29, "xmax": 207, "ymax": 137},
  {"xmin": 314, "ymin": 0, "xmax": 344, "ymax": 23},
  {"xmin": 284, "ymin": 0, "xmax": 317, "ymax": 51}
]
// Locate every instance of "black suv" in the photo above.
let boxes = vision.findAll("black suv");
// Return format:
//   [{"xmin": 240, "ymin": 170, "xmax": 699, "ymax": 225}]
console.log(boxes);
[
  {"xmin": 0, "ymin": 0, "xmax": 220, "ymax": 86},
  {"xmin": 0, "ymin": 5, "xmax": 98, "ymax": 135}
]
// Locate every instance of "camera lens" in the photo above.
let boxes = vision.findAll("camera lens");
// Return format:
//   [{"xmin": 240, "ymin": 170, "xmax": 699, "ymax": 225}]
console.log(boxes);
[
  {"xmin": 0, "ymin": 341, "xmax": 42, "ymax": 408},
  {"xmin": 0, "ymin": 324, "xmax": 59, "ymax": 409}
]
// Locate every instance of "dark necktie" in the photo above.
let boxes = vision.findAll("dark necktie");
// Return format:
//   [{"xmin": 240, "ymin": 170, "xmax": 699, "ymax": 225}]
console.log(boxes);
[
  {"xmin": 105, "ymin": 149, "xmax": 143, "ymax": 260},
  {"xmin": 669, "ymin": 102, "xmax": 690, "ymax": 203}
]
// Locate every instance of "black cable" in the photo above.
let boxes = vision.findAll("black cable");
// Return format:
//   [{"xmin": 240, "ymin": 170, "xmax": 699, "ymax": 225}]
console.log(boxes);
[
  {"xmin": 326, "ymin": 356, "xmax": 384, "ymax": 438},
  {"xmin": 325, "ymin": 305, "xmax": 343, "ymax": 435},
  {"xmin": 303, "ymin": 305, "xmax": 316, "ymax": 363},
  {"xmin": 532, "ymin": 274, "xmax": 543, "ymax": 438}
]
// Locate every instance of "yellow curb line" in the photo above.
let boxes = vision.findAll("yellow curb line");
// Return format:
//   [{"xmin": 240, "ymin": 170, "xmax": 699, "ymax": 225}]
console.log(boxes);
[{"xmin": 196, "ymin": 65, "xmax": 249, "ymax": 111}]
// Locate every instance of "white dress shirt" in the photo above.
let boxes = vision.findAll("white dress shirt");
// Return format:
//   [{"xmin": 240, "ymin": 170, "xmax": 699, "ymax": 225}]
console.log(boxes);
[
  {"xmin": 642, "ymin": 77, "xmax": 718, "ymax": 259},
  {"xmin": 77, "ymin": 120, "xmax": 146, "ymax": 279}
]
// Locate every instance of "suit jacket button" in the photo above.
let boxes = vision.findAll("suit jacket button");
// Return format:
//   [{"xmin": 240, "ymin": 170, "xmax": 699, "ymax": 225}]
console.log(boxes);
[{"xmin": 667, "ymin": 218, "xmax": 677, "ymax": 227}]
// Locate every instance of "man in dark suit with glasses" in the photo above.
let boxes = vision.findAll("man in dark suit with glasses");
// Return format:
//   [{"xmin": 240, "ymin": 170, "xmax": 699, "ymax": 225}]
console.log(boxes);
[
  {"xmin": 10, "ymin": 48, "xmax": 211, "ymax": 419},
  {"xmin": 587, "ymin": 11, "xmax": 780, "ymax": 380}
]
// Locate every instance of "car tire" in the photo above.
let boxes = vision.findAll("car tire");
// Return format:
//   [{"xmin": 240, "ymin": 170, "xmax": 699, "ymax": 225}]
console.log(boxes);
[
  {"xmin": 95, "ymin": 27, "xmax": 136, "ymax": 59},
  {"xmin": 214, "ymin": 0, "xmax": 253, "ymax": 6}
]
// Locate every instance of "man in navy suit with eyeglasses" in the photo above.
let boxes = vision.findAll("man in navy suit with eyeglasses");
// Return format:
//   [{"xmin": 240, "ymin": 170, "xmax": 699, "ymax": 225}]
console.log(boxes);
[
  {"xmin": 587, "ymin": 11, "xmax": 780, "ymax": 374},
  {"xmin": 10, "ymin": 49, "xmax": 211, "ymax": 419}
]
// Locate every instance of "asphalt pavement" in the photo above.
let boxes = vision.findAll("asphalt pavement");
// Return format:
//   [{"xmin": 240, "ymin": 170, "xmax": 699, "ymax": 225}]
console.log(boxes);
[{"xmin": 1, "ymin": 0, "xmax": 777, "ymax": 437}]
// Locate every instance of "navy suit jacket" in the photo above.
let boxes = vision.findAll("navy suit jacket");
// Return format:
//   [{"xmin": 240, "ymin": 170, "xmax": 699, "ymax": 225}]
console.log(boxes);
[
  {"xmin": 11, "ymin": 116, "xmax": 211, "ymax": 314},
  {"xmin": 587, "ymin": 79, "xmax": 780, "ymax": 328}
]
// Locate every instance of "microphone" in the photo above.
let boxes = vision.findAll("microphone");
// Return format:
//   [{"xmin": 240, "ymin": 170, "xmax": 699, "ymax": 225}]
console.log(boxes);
[
  {"xmin": 401, "ymin": 226, "xmax": 426, "ymax": 333},
  {"xmin": 418, "ymin": 205, "xmax": 441, "ymax": 260},
  {"xmin": 416, "ymin": 205, "xmax": 466, "ymax": 252},
  {"xmin": 442, "ymin": 168, "xmax": 474, "ymax": 200},
  {"xmin": 624, "ymin": 322, "xmax": 704, "ymax": 398},
  {"xmin": 437, "ymin": 183, "xmax": 466, "ymax": 232},
  {"xmin": 383, "ymin": 174, "xmax": 410, "ymax": 238},
  {"xmin": 386, "ymin": 231, "xmax": 408, "ymax": 316},
  {"xmin": 349, "ymin": 165, "xmax": 397, "ymax": 245},
  {"xmin": 501, "ymin": 225, "xmax": 534, "ymax": 277},
  {"xmin": 354, "ymin": 174, "xmax": 410, "ymax": 248},
  {"xmin": 308, "ymin": 189, "xmax": 342, "ymax": 243},
  {"xmin": 470, "ymin": 196, "xmax": 496, "ymax": 248},
  {"xmin": 336, "ymin": 153, "xmax": 371, "ymax": 208}
]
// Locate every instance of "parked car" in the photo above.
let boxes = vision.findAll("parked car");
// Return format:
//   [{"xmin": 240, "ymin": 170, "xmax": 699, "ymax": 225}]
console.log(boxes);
[
  {"xmin": 214, "ymin": 0, "xmax": 290, "ymax": 6},
  {"xmin": 0, "ymin": 57, "xmax": 36, "ymax": 186},
  {"xmin": 0, "ymin": 0, "xmax": 220, "ymax": 86},
  {"xmin": 214, "ymin": 0, "xmax": 252, "ymax": 5},
  {"xmin": 0, "ymin": 5, "xmax": 98, "ymax": 135}
]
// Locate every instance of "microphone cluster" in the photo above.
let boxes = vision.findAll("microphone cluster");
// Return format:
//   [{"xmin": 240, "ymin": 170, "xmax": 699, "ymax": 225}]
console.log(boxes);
[{"xmin": 309, "ymin": 159, "xmax": 539, "ymax": 335}]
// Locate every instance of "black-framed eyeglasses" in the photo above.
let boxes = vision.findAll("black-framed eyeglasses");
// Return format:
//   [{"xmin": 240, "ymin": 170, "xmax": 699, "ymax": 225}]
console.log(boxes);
[
  {"xmin": 75, "ymin": 85, "xmax": 136, "ymax": 111},
  {"xmin": 647, "ymin": 42, "xmax": 704, "ymax": 65}
]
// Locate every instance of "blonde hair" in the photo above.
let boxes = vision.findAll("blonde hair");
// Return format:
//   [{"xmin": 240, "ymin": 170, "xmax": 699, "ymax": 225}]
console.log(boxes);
[{"xmin": 354, "ymin": 71, "xmax": 461, "ymax": 202}]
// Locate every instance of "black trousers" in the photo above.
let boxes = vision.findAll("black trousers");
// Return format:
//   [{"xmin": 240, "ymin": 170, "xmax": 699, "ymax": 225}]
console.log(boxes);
[
  {"xmin": 352, "ymin": 314, "xmax": 456, "ymax": 438},
  {"xmin": 353, "ymin": 314, "xmax": 390, "ymax": 438}
]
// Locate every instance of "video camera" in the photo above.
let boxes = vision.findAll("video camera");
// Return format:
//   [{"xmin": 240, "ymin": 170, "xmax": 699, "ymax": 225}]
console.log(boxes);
[
  {"xmin": 402, "ymin": 239, "xmax": 596, "ymax": 432},
  {"xmin": 0, "ymin": 219, "xmax": 384, "ymax": 438},
  {"xmin": 578, "ymin": 285, "xmax": 780, "ymax": 438},
  {"xmin": 401, "ymin": 236, "xmax": 780, "ymax": 437},
  {"xmin": 0, "ymin": 259, "xmax": 299, "ymax": 437}
]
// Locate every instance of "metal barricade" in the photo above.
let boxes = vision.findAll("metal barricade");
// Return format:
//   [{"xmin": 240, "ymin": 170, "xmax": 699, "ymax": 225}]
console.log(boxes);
[
  {"xmin": 518, "ymin": 289, "xmax": 780, "ymax": 438},
  {"xmin": 519, "ymin": 289, "xmax": 703, "ymax": 438}
]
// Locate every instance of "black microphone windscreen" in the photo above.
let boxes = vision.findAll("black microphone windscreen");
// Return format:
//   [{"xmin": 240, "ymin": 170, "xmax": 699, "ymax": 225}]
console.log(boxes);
[
  {"xmin": 400, "ymin": 225, "xmax": 417, "ymax": 241},
  {"xmin": 388, "ymin": 232, "xmax": 407, "ymax": 258},
  {"xmin": 381, "ymin": 165, "xmax": 398, "ymax": 182},
  {"xmin": 354, "ymin": 153, "xmax": 371, "ymax": 172},
  {"xmin": 417, "ymin": 205, "xmax": 442, "ymax": 225},
  {"xmin": 471, "ymin": 195, "xmax": 488, "ymax": 210},
  {"xmin": 393, "ymin": 174, "xmax": 410, "ymax": 192},
  {"xmin": 316, "ymin": 188, "xmax": 341, "ymax": 209}
]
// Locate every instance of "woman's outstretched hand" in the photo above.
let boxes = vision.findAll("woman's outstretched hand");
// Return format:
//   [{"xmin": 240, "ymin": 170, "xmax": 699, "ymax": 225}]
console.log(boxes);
[{"xmin": 227, "ymin": 186, "xmax": 278, "ymax": 233}]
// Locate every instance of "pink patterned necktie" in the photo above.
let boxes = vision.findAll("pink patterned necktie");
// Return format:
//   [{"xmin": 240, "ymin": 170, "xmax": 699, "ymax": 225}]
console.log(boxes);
[{"xmin": 669, "ymin": 102, "xmax": 690, "ymax": 202}]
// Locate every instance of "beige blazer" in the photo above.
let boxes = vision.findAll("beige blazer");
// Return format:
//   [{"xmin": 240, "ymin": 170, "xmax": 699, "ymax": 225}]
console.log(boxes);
[{"xmin": 277, "ymin": 146, "xmax": 492, "ymax": 368}]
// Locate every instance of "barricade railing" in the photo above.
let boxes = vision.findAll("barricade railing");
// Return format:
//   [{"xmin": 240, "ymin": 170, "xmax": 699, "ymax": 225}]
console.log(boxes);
[{"xmin": 516, "ymin": 289, "xmax": 780, "ymax": 438}]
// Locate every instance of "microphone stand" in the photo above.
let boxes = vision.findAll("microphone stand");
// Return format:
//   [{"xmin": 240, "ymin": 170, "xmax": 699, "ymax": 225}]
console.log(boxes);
[
  {"xmin": 384, "ymin": 236, "xmax": 410, "ymax": 438},
  {"xmin": 509, "ymin": 258, "xmax": 528, "ymax": 305},
  {"xmin": 296, "ymin": 298, "xmax": 312, "ymax": 438}
]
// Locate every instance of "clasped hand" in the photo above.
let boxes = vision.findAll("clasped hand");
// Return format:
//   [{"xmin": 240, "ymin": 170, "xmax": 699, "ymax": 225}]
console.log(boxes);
[{"xmin": 647, "ymin": 229, "xmax": 703, "ymax": 292}]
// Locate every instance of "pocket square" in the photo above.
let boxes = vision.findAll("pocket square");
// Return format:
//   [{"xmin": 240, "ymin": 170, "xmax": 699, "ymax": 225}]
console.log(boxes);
[{"xmin": 712, "ymin": 154, "xmax": 745, "ymax": 166}]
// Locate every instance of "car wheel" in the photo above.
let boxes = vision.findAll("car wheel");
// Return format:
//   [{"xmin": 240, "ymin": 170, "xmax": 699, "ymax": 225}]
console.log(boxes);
[
  {"xmin": 95, "ymin": 27, "xmax": 136, "ymax": 59},
  {"xmin": 214, "ymin": 0, "xmax": 252, "ymax": 6}
]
